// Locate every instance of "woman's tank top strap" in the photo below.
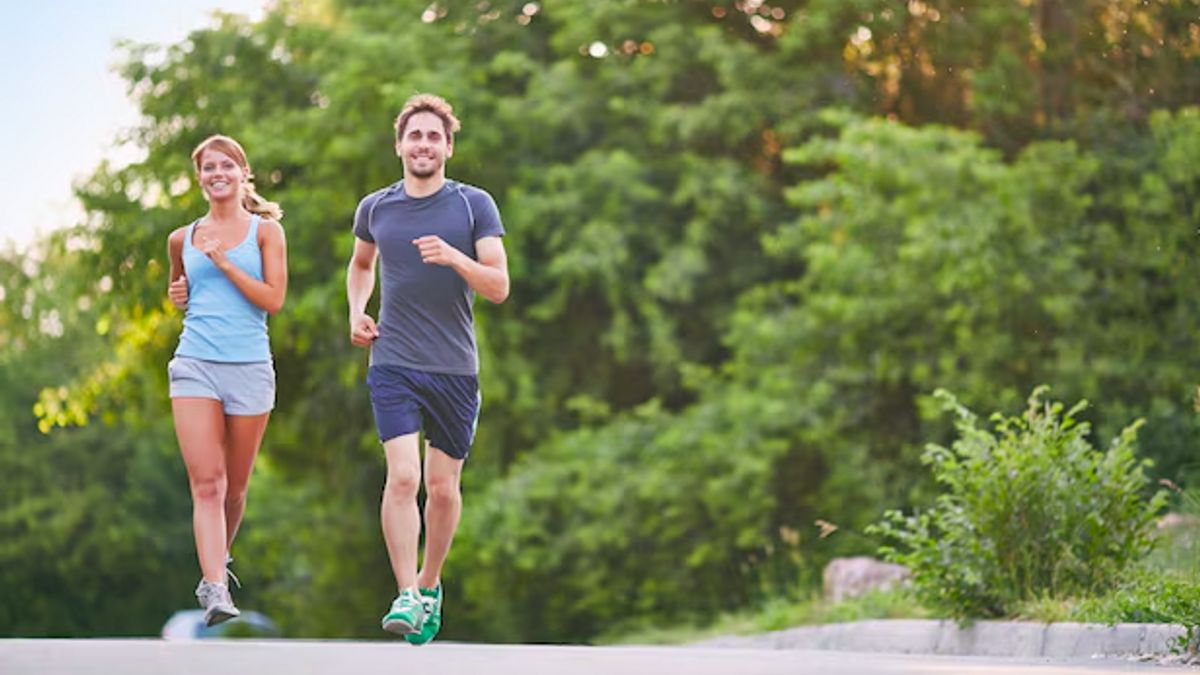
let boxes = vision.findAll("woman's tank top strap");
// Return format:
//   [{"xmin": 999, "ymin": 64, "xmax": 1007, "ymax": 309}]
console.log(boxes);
[
  {"xmin": 247, "ymin": 214, "xmax": 261, "ymax": 247},
  {"xmin": 182, "ymin": 219, "xmax": 201, "ymax": 252}
]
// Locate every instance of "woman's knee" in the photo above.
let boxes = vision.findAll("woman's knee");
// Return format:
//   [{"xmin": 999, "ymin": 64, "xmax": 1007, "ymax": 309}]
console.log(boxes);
[
  {"xmin": 190, "ymin": 471, "xmax": 228, "ymax": 502},
  {"xmin": 225, "ymin": 482, "xmax": 248, "ymax": 507}
]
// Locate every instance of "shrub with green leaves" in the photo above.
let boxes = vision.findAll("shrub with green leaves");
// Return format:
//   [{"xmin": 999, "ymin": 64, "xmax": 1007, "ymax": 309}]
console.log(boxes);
[{"xmin": 868, "ymin": 386, "xmax": 1167, "ymax": 619}]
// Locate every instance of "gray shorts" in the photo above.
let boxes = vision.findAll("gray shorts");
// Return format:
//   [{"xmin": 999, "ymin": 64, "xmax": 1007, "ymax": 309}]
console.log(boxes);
[{"xmin": 168, "ymin": 356, "xmax": 275, "ymax": 415}]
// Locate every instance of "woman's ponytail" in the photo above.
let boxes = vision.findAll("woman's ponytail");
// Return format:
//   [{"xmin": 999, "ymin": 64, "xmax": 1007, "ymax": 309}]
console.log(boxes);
[{"xmin": 242, "ymin": 180, "xmax": 283, "ymax": 221}]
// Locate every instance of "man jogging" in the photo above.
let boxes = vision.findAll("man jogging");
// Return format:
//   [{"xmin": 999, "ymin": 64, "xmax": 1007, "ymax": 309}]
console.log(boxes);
[{"xmin": 346, "ymin": 93, "xmax": 509, "ymax": 644}]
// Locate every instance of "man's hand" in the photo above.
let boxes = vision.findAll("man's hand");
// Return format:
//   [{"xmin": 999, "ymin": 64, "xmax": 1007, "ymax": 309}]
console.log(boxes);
[
  {"xmin": 413, "ymin": 235, "xmax": 464, "ymax": 267},
  {"xmin": 350, "ymin": 313, "xmax": 380, "ymax": 348},
  {"xmin": 168, "ymin": 275, "xmax": 189, "ymax": 310}
]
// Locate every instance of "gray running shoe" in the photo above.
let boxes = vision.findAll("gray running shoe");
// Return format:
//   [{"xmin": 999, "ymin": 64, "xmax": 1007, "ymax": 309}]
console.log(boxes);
[{"xmin": 196, "ymin": 579, "xmax": 240, "ymax": 627}]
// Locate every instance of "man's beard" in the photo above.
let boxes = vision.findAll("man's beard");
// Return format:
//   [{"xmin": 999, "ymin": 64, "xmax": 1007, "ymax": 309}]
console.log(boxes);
[{"xmin": 406, "ymin": 157, "xmax": 441, "ymax": 179}]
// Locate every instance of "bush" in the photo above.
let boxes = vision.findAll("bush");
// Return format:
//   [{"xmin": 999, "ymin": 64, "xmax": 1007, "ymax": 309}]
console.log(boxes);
[{"xmin": 868, "ymin": 386, "xmax": 1167, "ymax": 619}]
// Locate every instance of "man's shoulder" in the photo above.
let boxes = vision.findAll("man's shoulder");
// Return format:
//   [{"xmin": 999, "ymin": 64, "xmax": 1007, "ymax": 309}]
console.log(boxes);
[
  {"xmin": 448, "ymin": 180, "xmax": 496, "ymax": 202},
  {"xmin": 359, "ymin": 181, "xmax": 405, "ymax": 209}
]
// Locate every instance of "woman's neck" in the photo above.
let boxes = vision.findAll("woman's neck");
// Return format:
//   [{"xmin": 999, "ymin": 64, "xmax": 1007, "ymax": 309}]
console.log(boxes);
[{"xmin": 206, "ymin": 199, "xmax": 249, "ymax": 224}]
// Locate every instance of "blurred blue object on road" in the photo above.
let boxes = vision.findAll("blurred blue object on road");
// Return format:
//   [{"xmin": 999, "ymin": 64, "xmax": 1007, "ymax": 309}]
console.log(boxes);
[{"xmin": 160, "ymin": 609, "xmax": 280, "ymax": 639}]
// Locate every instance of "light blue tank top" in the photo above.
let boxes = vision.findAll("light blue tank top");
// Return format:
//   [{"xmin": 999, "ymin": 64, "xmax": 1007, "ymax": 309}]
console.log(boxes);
[{"xmin": 175, "ymin": 215, "xmax": 271, "ymax": 362}]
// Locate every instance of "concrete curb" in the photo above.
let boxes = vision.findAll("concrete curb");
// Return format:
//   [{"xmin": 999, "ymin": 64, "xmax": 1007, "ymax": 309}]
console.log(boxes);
[{"xmin": 697, "ymin": 619, "xmax": 1191, "ymax": 659}]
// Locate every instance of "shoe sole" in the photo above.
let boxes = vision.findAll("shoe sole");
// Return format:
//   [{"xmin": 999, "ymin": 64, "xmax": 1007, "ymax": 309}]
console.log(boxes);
[
  {"xmin": 205, "ymin": 608, "xmax": 240, "ymax": 627},
  {"xmin": 404, "ymin": 631, "xmax": 434, "ymax": 646},
  {"xmin": 382, "ymin": 618, "xmax": 421, "ymax": 635}
]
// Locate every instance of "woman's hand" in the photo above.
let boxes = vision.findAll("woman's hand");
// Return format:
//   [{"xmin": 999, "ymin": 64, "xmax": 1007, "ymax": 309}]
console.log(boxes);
[
  {"xmin": 168, "ymin": 275, "xmax": 189, "ymax": 309},
  {"xmin": 197, "ymin": 233, "xmax": 231, "ymax": 271}
]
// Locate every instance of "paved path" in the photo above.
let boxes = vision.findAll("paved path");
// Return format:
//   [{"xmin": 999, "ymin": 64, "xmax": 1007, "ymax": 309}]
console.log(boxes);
[
  {"xmin": 702, "ymin": 619, "xmax": 1191, "ymax": 659},
  {"xmin": 1, "ymin": 640, "xmax": 1188, "ymax": 674}
]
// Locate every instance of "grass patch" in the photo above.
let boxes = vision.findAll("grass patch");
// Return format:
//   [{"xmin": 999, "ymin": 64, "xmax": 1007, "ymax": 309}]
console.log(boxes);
[
  {"xmin": 1067, "ymin": 569, "xmax": 1200, "ymax": 654},
  {"xmin": 597, "ymin": 588, "xmax": 932, "ymax": 645}
]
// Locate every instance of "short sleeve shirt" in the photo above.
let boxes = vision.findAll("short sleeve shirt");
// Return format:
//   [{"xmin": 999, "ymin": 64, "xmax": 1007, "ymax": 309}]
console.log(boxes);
[{"xmin": 352, "ymin": 180, "xmax": 505, "ymax": 375}]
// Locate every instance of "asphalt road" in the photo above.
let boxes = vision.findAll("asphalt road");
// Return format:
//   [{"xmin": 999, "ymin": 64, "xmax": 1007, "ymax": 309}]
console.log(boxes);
[{"xmin": 1, "ymin": 640, "xmax": 1190, "ymax": 675}]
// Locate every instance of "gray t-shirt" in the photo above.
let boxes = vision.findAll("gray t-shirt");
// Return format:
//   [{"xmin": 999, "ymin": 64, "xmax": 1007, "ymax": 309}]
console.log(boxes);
[{"xmin": 353, "ymin": 179, "xmax": 505, "ymax": 375}]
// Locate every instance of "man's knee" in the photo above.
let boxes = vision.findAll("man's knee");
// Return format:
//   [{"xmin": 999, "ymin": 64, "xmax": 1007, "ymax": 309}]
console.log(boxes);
[
  {"xmin": 425, "ymin": 473, "xmax": 461, "ymax": 507},
  {"xmin": 385, "ymin": 465, "xmax": 421, "ymax": 500}
]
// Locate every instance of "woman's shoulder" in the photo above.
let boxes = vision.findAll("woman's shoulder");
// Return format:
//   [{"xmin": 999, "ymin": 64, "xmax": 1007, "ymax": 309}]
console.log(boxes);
[
  {"xmin": 256, "ymin": 217, "xmax": 286, "ymax": 243},
  {"xmin": 167, "ymin": 224, "xmax": 190, "ymax": 249}
]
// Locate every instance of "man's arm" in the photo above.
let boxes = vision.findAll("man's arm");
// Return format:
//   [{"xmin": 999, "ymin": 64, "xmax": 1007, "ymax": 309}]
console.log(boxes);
[
  {"xmin": 413, "ymin": 235, "xmax": 509, "ymax": 304},
  {"xmin": 347, "ymin": 238, "xmax": 380, "ymax": 346}
]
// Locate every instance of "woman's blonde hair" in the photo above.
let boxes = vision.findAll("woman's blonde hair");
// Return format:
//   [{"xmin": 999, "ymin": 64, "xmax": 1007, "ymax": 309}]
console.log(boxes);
[{"xmin": 191, "ymin": 134, "xmax": 283, "ymax": 221}]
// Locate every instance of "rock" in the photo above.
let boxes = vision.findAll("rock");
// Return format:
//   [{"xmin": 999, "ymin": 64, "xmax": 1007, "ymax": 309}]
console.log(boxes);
[
  {"xmin": 822, "ymin": 556, "xmax": 911, "ymax": 603},
  {"xmin": 1156, "ymin": 512, "xmax": 1199, "ymax": 530}
]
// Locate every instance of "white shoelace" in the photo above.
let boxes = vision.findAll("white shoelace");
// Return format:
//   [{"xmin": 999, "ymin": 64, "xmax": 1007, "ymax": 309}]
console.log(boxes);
[{"xmin": 225, "ymin": 555, "xmax": 241, "ymax": 589}]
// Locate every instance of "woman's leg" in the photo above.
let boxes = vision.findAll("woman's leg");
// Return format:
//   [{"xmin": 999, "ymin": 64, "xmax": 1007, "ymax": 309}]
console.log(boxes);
[
  {"xmin": 223, "ymin": 412, "xmax": 270, "ymax": 551},
  {"xmin": 172, "ymin": 398, "xmax": 229, "ymax": 583}
]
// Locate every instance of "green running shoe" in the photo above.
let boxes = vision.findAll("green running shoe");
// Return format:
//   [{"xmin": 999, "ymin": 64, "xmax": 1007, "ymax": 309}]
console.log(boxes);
[
  {"xmin": 404, "ymin": 584, "xmax": 443, "ymax": 646},
  {"xmin": 381, "ymin": 588, "xmax": 425, "ymax": 635}
]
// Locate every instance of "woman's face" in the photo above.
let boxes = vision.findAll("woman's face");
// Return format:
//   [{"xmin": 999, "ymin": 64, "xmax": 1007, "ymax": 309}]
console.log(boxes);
[{"xmin": 196, "ymin": 148, "xmax": 245, "ymax": 203}]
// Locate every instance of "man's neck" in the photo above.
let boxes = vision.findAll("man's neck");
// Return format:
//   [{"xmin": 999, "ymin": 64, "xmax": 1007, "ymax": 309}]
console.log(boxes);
[{"xmin": 403, "ymin": 174, "xmax": 446, "ymax": 198}]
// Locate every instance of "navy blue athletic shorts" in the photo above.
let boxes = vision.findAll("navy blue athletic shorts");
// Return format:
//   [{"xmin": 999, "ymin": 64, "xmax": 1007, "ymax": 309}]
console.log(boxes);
[{"xmin": 366, "ymin": 364, "xmax": 481, "ymax": 459}]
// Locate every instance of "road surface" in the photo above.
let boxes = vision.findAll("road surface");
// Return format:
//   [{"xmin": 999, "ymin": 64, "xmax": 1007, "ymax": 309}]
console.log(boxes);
[{"xmin": 1, "ymin": 640, "xmax": 1188, "ymax": 674}]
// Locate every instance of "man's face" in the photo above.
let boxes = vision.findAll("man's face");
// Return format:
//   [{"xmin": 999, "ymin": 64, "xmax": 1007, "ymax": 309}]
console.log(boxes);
[{"xmin": 396, "ymin": 111, "xmax": 453, "ymax": 179}]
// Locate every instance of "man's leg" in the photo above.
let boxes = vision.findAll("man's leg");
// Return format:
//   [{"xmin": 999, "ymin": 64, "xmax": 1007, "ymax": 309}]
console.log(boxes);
[
  {"xmin": 405, "ymin": 370, "xmax": 476, "ymax": 644},
  {"xmin": 381, "ymin": 432, "xmax": 423, "ymax": 592},
  {"xmin": 417, "ymin": 442, "xmax": 464, "ymax": 590},
  {"xmin": 404, "ymin": 442, "xmax": 462, "ymax": 644}
]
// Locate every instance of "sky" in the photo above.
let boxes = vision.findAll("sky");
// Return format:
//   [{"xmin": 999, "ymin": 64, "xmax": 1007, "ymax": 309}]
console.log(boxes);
[{"xmin": 0, "ymin": 0, "xmax": 267, "ymax": 253}]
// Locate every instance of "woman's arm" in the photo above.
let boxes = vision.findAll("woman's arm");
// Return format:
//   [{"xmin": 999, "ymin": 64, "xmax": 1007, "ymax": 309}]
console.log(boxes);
[
  {"xmin": 198, "ymin": 219, "xmax": 289, "ymax": 315},
  {"xmin": 167, "ymin": 227, "xmax": 188, "ymax": 310}
]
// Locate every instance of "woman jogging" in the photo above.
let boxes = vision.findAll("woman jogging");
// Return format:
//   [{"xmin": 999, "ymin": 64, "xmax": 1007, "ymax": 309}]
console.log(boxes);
[{"xmin": 165, "ymin": 134, "xmax": 287, "ymax": 626}]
